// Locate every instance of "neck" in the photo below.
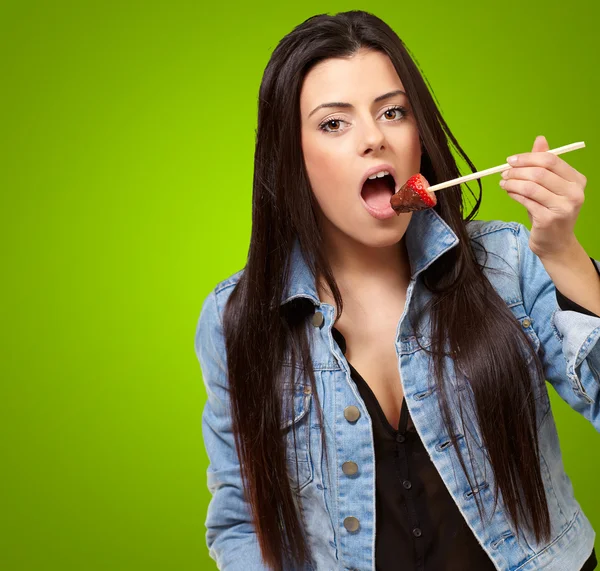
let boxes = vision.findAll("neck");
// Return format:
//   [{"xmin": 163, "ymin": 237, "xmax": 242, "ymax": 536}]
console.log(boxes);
[{"xmin": 317, "ymin": 235, "xmax": 412, "ymax": 306}]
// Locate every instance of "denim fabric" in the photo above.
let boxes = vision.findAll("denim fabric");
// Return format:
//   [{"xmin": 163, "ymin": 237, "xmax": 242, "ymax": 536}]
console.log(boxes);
[{"xmin": 195, "ymin": 208, "xmax": 600, "ymax": 570}]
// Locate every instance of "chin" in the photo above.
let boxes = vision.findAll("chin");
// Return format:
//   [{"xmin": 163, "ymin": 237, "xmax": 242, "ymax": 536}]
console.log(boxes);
[
  {"xmin": 347, "ymin": 220, "xmax": 412, "ymax": 248},
  {"xmin": 319, "ymin": 207, "xmax": 412, "ymax": 245},
  {"xmin": 357, "ymin": 231, "xmax": 408, "ymax": 248}
]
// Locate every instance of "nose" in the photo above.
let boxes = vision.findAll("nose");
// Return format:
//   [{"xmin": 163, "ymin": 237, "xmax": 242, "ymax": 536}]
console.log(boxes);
[{"xmin": 359, "ymin": 119, "xmax": 386, "ymax": 155}]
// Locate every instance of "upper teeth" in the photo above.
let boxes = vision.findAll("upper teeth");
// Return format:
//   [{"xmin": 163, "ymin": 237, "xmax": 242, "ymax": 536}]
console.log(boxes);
[{"xmin": 368, "ymin": 170, "xmax": 390, "ymax": 180}]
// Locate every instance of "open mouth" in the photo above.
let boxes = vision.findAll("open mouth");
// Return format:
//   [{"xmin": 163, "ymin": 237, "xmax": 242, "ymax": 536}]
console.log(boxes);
[{"xmin": 361, "ymin": 174, "xmax": 396, "ymax": 210}]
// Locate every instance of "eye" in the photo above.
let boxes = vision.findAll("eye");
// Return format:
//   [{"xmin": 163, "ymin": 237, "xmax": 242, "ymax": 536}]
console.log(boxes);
[
  {"xmin": 382, "ymin": 105, "xmax": 408, "ymax": 121},
  {"xmin": 318, "ymin": 117, "xmax": 347, "ymax": 133}
]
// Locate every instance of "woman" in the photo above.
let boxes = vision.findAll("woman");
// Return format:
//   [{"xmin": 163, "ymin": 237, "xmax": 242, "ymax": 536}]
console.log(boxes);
[{"xmin": 195, "ymin": 10, "xmax": 600, "ymax": 571}]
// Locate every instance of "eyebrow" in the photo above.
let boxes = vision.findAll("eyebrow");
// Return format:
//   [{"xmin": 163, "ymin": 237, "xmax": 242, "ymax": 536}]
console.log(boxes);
[{"xmin": 307, "ymin": 89, "xmax": 407, "ymax": 119}]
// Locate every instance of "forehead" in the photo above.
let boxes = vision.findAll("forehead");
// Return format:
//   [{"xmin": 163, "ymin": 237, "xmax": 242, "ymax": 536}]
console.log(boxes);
[{"xmin": 300, "ymin": 50, "xmax": 404, "ymax": 112}]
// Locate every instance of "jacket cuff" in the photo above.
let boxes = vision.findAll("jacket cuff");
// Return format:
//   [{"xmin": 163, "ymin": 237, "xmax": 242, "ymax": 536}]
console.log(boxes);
[{"xmin": 552, "ymin": 309, "xmax": 600, "ymax": 403}]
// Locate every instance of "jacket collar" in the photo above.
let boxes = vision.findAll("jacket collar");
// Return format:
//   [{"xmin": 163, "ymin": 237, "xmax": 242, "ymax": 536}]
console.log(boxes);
[{"xmin": 280, "ymin": 207, "xmax": 460, "ymax": 306}]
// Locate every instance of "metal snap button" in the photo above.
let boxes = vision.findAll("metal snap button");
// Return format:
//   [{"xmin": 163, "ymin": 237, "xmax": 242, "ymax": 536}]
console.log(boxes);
[
  {"xmin": 344, "ymin": 406, "xmax": 361, "ymax": 423},
  {"xmin": 312, "ymin": 311, "xmax": 324, "ymax": 328},
  {"xmin": 343, "ymin": 516, "xmax": 360, "ymax": 532},
  {"xmin": 522, "ymin": 318, "xmax": 531, "ymax": 328},
  {"xmin": 342, "ymin": 461, "xmax": 358, "ymax": 476}
]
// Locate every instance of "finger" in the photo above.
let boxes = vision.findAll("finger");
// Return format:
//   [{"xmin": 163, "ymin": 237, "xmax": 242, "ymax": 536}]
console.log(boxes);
[
  {"xmin": 502, "ymin": 166, "xmax": 572, "ymax": 197},
  {"xmin": 531, "ymin": 135, "xmax": 550, "ymax": 153},
  {"xmin": 500, "ymin": 178, "xmax": 561, "ymax": 209},
  {"xmin": 506, "ymin": 149, "xmax": 584, "ymax": 185},
  {"xmin": 505, "ymin": 189, "xmax": 548, "ymax": 221}
]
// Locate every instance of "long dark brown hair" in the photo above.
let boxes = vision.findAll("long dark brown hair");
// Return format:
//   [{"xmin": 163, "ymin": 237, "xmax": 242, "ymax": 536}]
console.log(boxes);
[{"xmin": 221, "ymin": 10, "xmax": 550, "ymax": 569}]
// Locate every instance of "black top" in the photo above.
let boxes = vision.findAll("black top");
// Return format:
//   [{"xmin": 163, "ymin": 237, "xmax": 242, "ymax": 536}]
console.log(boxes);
[{"xmin": 329, "ymin": 258, "xmax": 600, "ymax": 571}]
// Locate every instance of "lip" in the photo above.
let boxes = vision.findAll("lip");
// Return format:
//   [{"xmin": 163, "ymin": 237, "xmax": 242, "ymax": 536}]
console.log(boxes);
[{"xmin": 359, "ymin": 163, "xmax": 399, "ymax": 220}]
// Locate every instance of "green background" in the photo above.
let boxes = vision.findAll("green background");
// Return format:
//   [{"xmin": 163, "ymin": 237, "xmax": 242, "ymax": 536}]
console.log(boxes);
[{"xmin": 1, "ymin": 1, "xmax": 598, "ymax": 569}]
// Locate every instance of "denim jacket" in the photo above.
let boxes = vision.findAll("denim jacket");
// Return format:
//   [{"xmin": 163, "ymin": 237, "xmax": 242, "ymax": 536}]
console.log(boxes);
[{"xmin": 195, "ymin": 208, "xmax": 600, "ymax": 570}]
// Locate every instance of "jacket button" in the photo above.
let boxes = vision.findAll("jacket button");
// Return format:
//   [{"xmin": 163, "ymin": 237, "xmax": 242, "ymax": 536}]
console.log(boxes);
[
  {"xmin": 312, "ymin": 311, "xmax": 324, "ymax": 328},
  {"xmin": 342, "ymin": 461, "xmax": 358, "ymax": 476},
  {"xmin": 412, "ymin": 527, "xmax": 422, "ymax": 537},
  {"xmin": 344, "ymin": 516, "xmax": 360, "ymax": 532},
  {"xmin": 522, "ymin": 318, "xmax": 532, "ymax": 328},
  {"xmin": 403, "ymin": 480, "xmax": 412, "ymax": 489},
  {"xmin": 344, "ymin": 406, "xmax": 361, "ymax": 423}
]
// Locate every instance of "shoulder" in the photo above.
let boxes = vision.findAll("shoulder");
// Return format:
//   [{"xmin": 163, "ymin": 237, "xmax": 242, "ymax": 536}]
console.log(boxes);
[
  {"xmin": 466, "ymin": 218, "xmax": 522, "ymax": 241},
  {"xmin": 207, "ymin": 267, "xmax": 246, "ymax": 316},
  {"xmin": 464, "ymin": 219, "xmax": 535, "ymax": 306},
  {"xmin": 465, "ymin": 219, "xmax": 530, "ymax": 270},
  {"xmin": 213, "ymin": 267, "xmax": 245, "ymax": 308},
  {"xmin": 195, "ymin": 267, "xmax": 245, "ymax": 353}
]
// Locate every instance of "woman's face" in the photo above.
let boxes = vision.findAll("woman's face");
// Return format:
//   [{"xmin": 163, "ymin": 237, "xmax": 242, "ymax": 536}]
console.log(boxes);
[{"xmin": 300, "ymin": 48, "xmax": 422, "ymax": 249}]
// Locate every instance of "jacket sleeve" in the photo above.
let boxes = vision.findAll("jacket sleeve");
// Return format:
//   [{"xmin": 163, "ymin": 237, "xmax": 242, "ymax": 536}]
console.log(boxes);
[
  {"xmin": 195, "ymin": 289, "xmax": 268, "ymax": 570},
  {"xmin": 516, "ymin": 223, "xmax": 600, "ymax": 430}
]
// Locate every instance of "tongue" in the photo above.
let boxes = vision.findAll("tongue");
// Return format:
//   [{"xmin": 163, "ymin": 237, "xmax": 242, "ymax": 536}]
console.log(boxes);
[{"xmin": 362, "ymin": 178, "xmax": 393, "ymax": 209}]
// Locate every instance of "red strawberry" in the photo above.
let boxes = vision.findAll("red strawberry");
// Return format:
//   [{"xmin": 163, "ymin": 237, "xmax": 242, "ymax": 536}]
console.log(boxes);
[{"xmin": 390, "ymin": 173, "xmax": 437, "ymax": 213}]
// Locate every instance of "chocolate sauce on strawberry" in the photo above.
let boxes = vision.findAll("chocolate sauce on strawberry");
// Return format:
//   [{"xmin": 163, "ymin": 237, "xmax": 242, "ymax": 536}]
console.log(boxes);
[{"xmin": 390, "ymin": 173, "xmax": 437, "ymax": 213}]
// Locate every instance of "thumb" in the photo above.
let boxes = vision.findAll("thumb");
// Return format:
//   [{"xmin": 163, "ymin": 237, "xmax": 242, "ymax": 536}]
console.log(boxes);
[{"xmin": 532, "ymin": 135, "xmax": 550, "ymax": 153}]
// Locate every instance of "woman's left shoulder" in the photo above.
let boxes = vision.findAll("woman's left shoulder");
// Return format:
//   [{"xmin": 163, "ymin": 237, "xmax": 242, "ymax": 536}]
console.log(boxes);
[
  {"xmin": 465, "ymin": 218, "xmax": 522, "ymax": 241},
  {"xmin": 465, "ymin": 218, "xmax": 527, "ymax": 271}
]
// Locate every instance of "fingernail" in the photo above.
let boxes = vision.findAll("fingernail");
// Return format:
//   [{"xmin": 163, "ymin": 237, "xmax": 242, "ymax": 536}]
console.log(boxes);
[
  {"xmin": 501, "ymin": 170, "xmax": 509, "ymax": 179},
  {"xmin": 507, "ymin": 156, "xmax": 518, "ymax": 165}
]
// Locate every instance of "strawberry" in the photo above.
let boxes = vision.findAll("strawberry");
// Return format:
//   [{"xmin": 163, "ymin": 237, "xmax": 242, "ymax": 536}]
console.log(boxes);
[{"xmin": 390, "ymin": 173, "xmax": 437, "ymax": 213}]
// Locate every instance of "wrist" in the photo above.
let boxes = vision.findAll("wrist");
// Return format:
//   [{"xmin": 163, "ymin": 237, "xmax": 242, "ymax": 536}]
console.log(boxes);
[{"xmin": 535, "ymin": 234, "xmax": 581, "ymax": 264}]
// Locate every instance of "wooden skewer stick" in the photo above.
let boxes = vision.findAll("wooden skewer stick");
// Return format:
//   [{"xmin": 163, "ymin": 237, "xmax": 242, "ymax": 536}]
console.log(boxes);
[{"xmin": 427, "ymin": 141, "xmax": 586, "ymax": 193}]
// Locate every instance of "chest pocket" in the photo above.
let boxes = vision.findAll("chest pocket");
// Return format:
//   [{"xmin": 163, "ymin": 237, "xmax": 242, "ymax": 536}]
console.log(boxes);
[
  {"xmin": 520, "ymin": 312, "xmax": 551, "ymax": 418},
  {"xmin": 452, "ymin": 305, "xmax": 550, "ymax": 450},
  {"xmin": 493, "ymin": 304, "xmax": 551, "ymax": 428},
  {"xmin": 279, "ymin": 371, "xmax": 314, "ymax": 492}
]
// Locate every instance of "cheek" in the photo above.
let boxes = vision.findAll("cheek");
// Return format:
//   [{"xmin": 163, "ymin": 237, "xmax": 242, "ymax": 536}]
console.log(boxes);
[
  {"xmin": 302, "ymin": 137, "xmax": 354, "ymax": 212},
  {"xmin": 391, "ymin": 129, "xmax": 422, "ymax": 174}
]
